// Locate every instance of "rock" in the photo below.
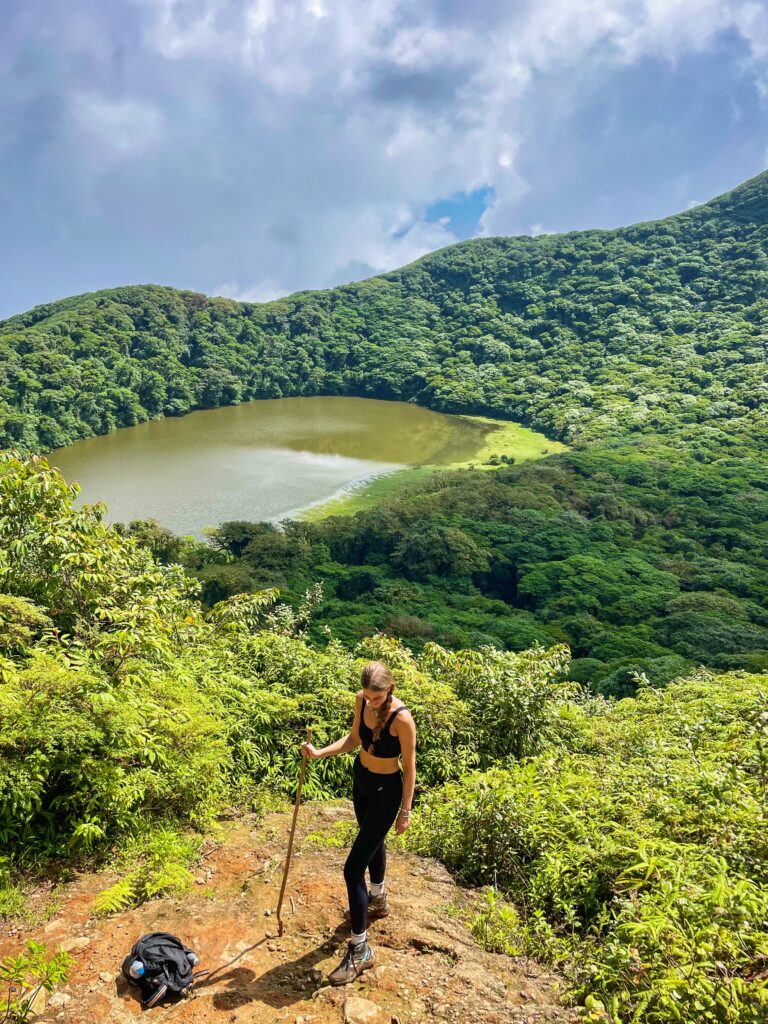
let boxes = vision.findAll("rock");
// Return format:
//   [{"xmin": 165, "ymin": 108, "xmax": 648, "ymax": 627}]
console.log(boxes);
[
  {"xmin": 343, "ymin": 995, "xmax": 383, "ymax": 1024},
  {"xmin": 99, "ymin": 971, "xmax": 113, "ymax": 983},
  {"xmin": 27, "ymin": 987, "xmax": 46, "ymax": 1017},
  {"xmin": 195, "ymin": 876, "xmax": 205, "ymax": 885},
  {"xmin": 313, "ymin": 985, "xmax": 345, "ymax": 1007},
  {"xmin": 48, "ymin": 992, "xmax": 72, "ymax": 1008},
  {"xmin": 264, "ymin": 908, "xmax": 272, "ymax": 916},
  {"xmin": 60, "ymin": 936, "xmax": 90, "ymax": 952}
]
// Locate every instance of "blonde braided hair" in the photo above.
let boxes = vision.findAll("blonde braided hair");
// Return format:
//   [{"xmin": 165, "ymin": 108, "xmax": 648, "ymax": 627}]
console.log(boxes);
[{"xmin": 361, "ymin": 661, "xmax": 395, "ymax": 752}]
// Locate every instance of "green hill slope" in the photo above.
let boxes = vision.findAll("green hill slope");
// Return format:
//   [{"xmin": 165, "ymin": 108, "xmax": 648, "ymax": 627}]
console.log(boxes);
[
  {"xmin": 1, "ymin": 170, "xmax": 766, "ymax": 453},
  {"xmin": 2, "ymin": 171, "xmax": 768, "ymax": 1021},
  {"xmin": 1, "ymin": 451, "xmax": 767, "ymax": 1023}
]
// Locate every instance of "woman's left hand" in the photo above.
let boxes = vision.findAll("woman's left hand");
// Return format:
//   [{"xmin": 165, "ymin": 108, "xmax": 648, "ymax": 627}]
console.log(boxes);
[{"xmin": 395, "ymin": 810, "xmax": 411, "ymax": 835}]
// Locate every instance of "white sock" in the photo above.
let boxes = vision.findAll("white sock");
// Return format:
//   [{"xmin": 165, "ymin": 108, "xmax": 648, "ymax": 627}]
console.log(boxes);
[
  {"xmin": 369, "ymin": 881, "xmax": 385, "ymax": 896},
  {"xmin": 351, "ymin": 930, "xmax": 367, "ymax": 946}
]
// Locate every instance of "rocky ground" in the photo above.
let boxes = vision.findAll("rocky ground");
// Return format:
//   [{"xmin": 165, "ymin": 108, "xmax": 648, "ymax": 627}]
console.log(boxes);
[{"xmin": 1, "ymin": 803, "xmax": 577, "ymax": 1024}]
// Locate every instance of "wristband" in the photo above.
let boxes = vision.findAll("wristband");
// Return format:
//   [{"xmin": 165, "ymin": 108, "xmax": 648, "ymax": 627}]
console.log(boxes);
[{"xmin": 399, "ymin": 808, "xmax": 411, "ymax": 817}]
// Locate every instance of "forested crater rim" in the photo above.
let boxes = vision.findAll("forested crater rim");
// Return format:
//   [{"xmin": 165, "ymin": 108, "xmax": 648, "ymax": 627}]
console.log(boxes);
[{"xmin": 2, "ymin": 166, "xmax": 767, "ymax": 325}]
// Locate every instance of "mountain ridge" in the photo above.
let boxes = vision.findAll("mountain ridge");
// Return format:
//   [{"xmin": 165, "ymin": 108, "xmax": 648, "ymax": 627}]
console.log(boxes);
[
  {"xmin": 2, "ymin": 166, "xmax": 766, "ymax": 455},
  {"xmin": 4, "ymin": 166, "xmax": 767, "ymax": 329}
]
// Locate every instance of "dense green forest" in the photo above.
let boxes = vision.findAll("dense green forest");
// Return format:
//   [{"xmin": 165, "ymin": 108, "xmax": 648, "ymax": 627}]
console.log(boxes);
[
  {"xmin": 2, "ymin": 454, "xmax": 766, "ymax": 1023},
  {"xmin": 6, "ymin": 171, "xmax": 766, "ymax": 695},
  {"xmin": 3, "ymin": 170, "xmax": 768, "ymax": 1021},
  {"xmin": 1, "ymin": 170, "xmax": 767, "ymax": 455},
  {"xmin": 146, "ymin": 441, "xmax": 766, "ymax": 697}
]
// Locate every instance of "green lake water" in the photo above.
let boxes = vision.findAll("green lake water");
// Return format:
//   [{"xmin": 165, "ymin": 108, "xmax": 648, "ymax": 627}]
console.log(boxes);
[{"xmin": 49, "ymin": 397, "xmax": 494, "ymax": 536}]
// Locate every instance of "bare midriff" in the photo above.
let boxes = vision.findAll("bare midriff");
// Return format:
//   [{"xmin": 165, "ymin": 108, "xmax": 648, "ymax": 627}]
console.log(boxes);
[{"xmin": 358, "ymin": 747, "xmax": 401, "ymax": 774}]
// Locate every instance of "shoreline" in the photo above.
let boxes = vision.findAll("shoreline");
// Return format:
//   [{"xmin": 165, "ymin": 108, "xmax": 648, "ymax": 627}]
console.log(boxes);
[{"xmin": 298, "ymin": 414, "xmax": 567, "ymax": 521}]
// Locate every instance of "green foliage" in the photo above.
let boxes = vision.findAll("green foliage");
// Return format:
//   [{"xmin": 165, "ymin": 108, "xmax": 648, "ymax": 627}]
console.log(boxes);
[
  {"xmin": 2, "ymin": 171, "xmax": 767, "ymax": 457},
  {"xmin": 422, "ymin": 641, "xmax": 573, "ymax": 762},
  {"xmin": 407, "ymin": 671, "xmax": 768, "ymax": 1022},
  {"xmin": 468, "ymin": 887, "xmax": 525, "ymax": 956},
  {"xmin": 94, "ymin": 828, "xmax": 200, "ymax": 915},
  {"xmin": 0, "ymin": 941, "xmax": 71, "ymax": 1023},
  {"xmin": 0, "ymin": 456, "xmax": 561, "ymax": 857},
  {"xmin": 0, "ymin": 451, "xmax": 199, "ymax": 674},
  {"xmin": 0, "ymin": 596, "xmax": 52, "ymax": 654},
  {"xmin": 187, "ymin": 443, "xmax": 768, "ymax": 697},
  {"xmin": 0, "ymin": 858, "xmax": 25, "ymax": 919}
]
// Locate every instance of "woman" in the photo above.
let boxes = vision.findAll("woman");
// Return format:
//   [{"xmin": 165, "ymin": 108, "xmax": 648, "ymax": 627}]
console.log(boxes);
[{"xmin": 301, "ymin": 660, "xmax": 416, "ymax": 985}]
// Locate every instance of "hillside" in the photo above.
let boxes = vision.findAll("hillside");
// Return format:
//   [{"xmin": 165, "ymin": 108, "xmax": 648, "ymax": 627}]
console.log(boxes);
[
  {"xmin": 1, "ymin": 170, "xmax": 767, "ymax": 454},
  {"xmin": 1, "ymin": 453, "xmax": 767, "ymax": 1023},
  {"xmin": 0, "ymin": 802, "xmax": 574, "ymax": 1024},
  {"xmin": 182, "ymin": 445, "xmax": 768, "ymax": 694},
  {"xmin": 4, "ymin": 170, "xmax": 766, "ymax": 692}
]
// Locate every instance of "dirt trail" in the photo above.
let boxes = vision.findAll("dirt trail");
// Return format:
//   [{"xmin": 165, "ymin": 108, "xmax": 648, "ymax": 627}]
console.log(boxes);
[{"xmin": 1, "ymin": 804, "xmax": 577, "ymax": 1024}]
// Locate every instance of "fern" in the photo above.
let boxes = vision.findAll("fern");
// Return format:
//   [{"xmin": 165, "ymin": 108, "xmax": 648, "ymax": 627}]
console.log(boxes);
[
  {"xmin": 94, "ymin": 828, "xmax": 200, "ymax": 915},
  {"xmin": 143, "ymin": 864, "xmax": 195, "ymax": 899},
  {"xmin": 94, "ymin": 874, "xmax": 138, "ymax": 916}
]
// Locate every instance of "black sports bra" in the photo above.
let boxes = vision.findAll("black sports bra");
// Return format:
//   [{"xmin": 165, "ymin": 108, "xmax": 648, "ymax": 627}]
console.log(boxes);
[{"xmin": 357, "ymin": 701, "xmax": 409, "ymax": 758}]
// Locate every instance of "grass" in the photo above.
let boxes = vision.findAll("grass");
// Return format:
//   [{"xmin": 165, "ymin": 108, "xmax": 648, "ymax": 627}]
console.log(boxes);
[
  {"xmin": 301, "ymin": 415, "xmax": 567, "ymax": 520},
  {"xmin": 0, "ymin": 882, "xmax": 28, "ymax": 920}
]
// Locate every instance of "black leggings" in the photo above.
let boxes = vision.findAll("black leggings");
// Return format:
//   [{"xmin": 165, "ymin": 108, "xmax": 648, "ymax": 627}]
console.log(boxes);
[{"xmin": 344, "ymin": 755, "xmax": 403, "ymax": 934}]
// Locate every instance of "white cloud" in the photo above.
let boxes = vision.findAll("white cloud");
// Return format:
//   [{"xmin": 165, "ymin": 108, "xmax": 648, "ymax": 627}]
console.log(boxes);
[
  {"xmin": 5, "ymin": 0, "xmax": 768, "ymax": 315},
  {"xmin": 245, "ymin": 0, "xmax": 276, "ymax": 37},
  {"xmin": 70, "ymin": 94, "xmax": 163, "ymax": 159},
  {"xmin": 332, "ymin": 207, "xmax": 457, "ymax": 274},
  {"xmin": 214, "ymin": 278, "xmax": 286, "ymax": 302},
  {"xmin": 384, "ymin": 26, "xmax": 463, "ymax": 70},
  {"xmin": 133, "ymin": 0, "xmax": 764, "ymax": 282},
  {"xmin": 735, "ymin": 2, "xmax": 768, "ymax": 58},
  {"xmin": 139, "ymin": 0, "xmax": 221, "ymax": 60},
  {"xmin": 304, "ymin": 0, "xmax": 328, "ymax": 18}
]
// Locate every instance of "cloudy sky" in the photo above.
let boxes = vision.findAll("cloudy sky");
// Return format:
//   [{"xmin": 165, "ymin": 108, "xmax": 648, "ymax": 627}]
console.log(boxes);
[{"xmin": 1, "ymin": 0, "xmax": 767, "ymax": 319}]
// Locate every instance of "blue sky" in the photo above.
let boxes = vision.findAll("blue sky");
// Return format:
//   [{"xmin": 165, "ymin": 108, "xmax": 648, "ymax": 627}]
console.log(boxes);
[{"xmin": 1, "ymin": 0, "xmax": 767, "ymax": 319}]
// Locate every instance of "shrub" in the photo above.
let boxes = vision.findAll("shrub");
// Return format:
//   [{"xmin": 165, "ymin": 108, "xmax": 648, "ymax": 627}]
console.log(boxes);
[
  {"xmin": 422, "ymin": 641, "xmax": 572, "ymax": 762},
  {"xmin": 0, "ymin": 941, "xmax": 71, "ymax": 1023},
  {"xmin": 94, "ymin": 828, "xmax": 201, "ymax": 915},
  {"xmin": 407, "ymin": 671, "xmax": 768, "ymax": 1022}
]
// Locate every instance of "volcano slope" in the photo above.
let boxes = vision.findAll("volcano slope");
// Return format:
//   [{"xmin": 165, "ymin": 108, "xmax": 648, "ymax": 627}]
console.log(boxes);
[
  {"xmin": 1, "ymin": 169, "xmax": 766, "ymax": 455},
  {"xmin": 0, "ymin": 803, "xmax": 575, "ymax": 1024}
]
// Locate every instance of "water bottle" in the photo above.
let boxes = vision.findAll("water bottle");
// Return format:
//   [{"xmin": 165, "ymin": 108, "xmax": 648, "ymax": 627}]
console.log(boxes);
[
  {"xmin": 128, "ymin": 960, "xmax": 145, "ymax": 979},
  {"xmin": 187, "ymin": 952, "xmax": 199, "ymax": 967}
]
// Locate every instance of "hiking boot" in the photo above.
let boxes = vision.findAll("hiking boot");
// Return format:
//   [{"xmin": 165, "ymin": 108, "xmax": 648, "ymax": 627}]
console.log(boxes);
[
  {"xmin": 328, "ymin": 940, "xmax": 375, "ymax": 986},
  {"xmin": 344, "ymin": 891, "xmax": 389, "ymax": 924},
  {"xmin": 368, "ymin": 892, "xmax": 389, "ymax": 919}
]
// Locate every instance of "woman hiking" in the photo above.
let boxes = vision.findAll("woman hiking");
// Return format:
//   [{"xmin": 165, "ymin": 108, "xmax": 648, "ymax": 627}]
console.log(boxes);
[{"xmin": 301, "ymin": 660, "xmax": 416, "ymax": 985}]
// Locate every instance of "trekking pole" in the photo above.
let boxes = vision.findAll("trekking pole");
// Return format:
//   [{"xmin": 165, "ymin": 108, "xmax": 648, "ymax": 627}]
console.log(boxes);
[{"xmin": 276, "ymin": 726, "xmax": 312, "ymax": 937}]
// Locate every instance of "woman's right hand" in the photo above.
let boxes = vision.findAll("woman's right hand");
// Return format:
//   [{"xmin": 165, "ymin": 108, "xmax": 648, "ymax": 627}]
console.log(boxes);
[{"xmin": 301, "ymin": 742, "xmax": 321, "ymax": 759}]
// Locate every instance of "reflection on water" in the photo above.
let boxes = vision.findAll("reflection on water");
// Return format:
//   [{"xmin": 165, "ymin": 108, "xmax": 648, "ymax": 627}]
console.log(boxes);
[{"xmin": 50, "ymin": 397, "xmax": 491, "ymax": 536}]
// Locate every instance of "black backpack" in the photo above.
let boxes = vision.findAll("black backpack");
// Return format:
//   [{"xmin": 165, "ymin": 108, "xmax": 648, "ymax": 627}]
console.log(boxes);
[{"xmin": 121, "ymin": 932, "xmax": 200, "ymax": 1008}]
